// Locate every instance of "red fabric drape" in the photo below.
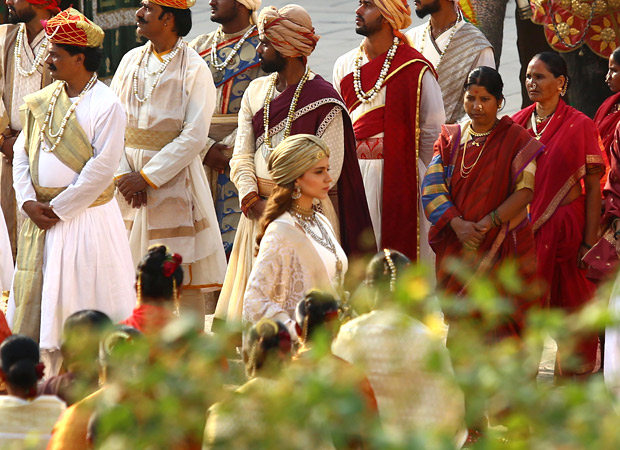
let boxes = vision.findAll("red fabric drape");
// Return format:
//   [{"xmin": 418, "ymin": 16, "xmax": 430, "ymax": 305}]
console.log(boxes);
[
  {"xmin": 593, "ymin": 92, "xmax": 620, "ymax": 164},
  {"xmin": 340, "ymin": 43, "xmax": 435, "ymax": 260},
  {"xmin": 120, "ymin": 303, "xmax": 173, "ymax": 334}
]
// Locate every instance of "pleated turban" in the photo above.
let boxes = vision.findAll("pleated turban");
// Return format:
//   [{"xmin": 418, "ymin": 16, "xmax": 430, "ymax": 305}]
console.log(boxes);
[
  {"xmin": 257, "ymin": 4, "xmax": 319, "ymax": 58},
  {"xmin": 237, "ymin": 0, "xmax": 261, "ymax": 25},
  {"xmin": 26, "ymin": 0, "xmax": 60, "ymax": 13},
  {"xmin": 45, "ymin": 8, "xmax": 104, "ymax": 48},
  {"xmin": 268, "ymin": 134, "xmax": 330, "ymax": 186},
  {"xmin": 150, "ymin": 0, "xmax": 196, "ymax": 9},
  {"xmin": 375, "ymin": 0, "xmax": 412, "ymax": 31}
]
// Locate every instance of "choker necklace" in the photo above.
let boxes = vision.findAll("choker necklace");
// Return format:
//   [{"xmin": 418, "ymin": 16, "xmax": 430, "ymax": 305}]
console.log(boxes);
[
  {"xmin": 133, "ymin": 40, "xmax": 183, "ymax": 103},
  {"xmin": 290, "ymin": 203, "xmax": 314, "ymax": 220},
  {"xmin": 14, "ymin": 23, "xmax": 48, "ymax": 77},
  {"xmin": 534, "ymin": 109, "xmax": 553, "ymax": 124},
  {"xmin": 353, "ymin": 36, "xmax": 399, "ymax": 104},
  {"xmin": 262, "ymin": 66, "xmax": 311, "ymax": 157},
  {"xmin": 210, "ymin": 25, "xmax": 256, "ymax": 71},
  {"xmin": 40, "ymin": 73, "xmax": 98, "ymax": 153}
]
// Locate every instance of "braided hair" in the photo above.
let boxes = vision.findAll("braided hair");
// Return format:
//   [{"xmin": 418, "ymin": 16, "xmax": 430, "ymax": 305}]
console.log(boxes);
[{"xmin": 244, "ymin": 319, "xmax": 292, "ymax": 378}]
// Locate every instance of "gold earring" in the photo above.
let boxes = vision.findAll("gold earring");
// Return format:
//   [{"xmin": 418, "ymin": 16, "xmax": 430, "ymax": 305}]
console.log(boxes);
[
  {"xmin": 136, "ymin": 273, "xmax": 142, "ymax": 305},
  {"xmin": 292, "ymin": 185, "xmax": 302, "ymax": 200}
]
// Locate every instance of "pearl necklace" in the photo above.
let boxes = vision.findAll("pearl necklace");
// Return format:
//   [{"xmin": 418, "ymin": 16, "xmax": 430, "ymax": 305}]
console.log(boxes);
[
  {"xmin": 210, "ymin": 25, "xmax": 256, "ymax": 71},
  {"xmin": 262, "ymin": 66, "xmax": 311, "ymax": 156},
  {"xmin": 530, "ymin": 111, "xmax": 554, "ymax": 140},
  {"xmin": 133, "ymin": 40, "xmax": 183, "ymax": 103},
  {"xmin": 40, "ymin": 73, "xmax": 98, "ymax": 153},
  {"xmin": 290, "ymin": 209, "xmax": 343, "ymax": 287},
  {"xmin": 14, "ymin": 23, "xmax": 48, "ymax": 77},
  {"xmin": 419, "ymin": 12, "xmax": 461, "ymax": 71},
  {"xmin": 353, "ymin": 37, "xmax": 399, "ymax": 104}
]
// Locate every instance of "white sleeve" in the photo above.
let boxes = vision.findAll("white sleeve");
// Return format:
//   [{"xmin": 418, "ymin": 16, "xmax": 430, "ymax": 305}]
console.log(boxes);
[
  {"xmin": 50, "ymin": 100, "xmax": 127, "ymax": 220},
  {"xmin": 12, "ymin": 131, "xmax": 36, "ymax": 214},
  {"xmin": 229, "ymin": 87, "xmax": 258, "ymax": 203},
  {"xmin": 473, "ymin": 47, "xmax": 496, "ymax": 70},
  {"xmin": 418, "ymin": 70, "xmax": 445, "ymax": 167}
]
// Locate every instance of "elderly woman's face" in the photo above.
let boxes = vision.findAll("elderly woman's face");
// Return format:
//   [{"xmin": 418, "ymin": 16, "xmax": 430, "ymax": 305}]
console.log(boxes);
[
  {"xmin": 525, "ymin": 58, "xmax": 565, "ymax": 104},
  {"xmin": 296, "ymin": 157, "xmax": 332, "ymax": 202}
]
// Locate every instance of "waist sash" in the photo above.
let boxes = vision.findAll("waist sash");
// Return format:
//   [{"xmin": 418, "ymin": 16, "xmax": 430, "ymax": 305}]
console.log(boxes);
[{"xmin": 125, "ymin": 127, "xmax": 179, "ymax": 152}]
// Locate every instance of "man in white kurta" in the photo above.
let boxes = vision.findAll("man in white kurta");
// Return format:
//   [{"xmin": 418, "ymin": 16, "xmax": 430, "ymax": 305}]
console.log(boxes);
[
  {"xmin": 113, "ymin": 0, "xmax": 226, "ymax": 322},
  {"xmin": 407, "ymin": 0, "xmax": 494, "ymax": 123},
  {"xmin": 7, "ymin": 9, "xmax": 135, "ymax": 375},
  {"xmin": 0, "ymin": 0, "xmax": 58, "ymax": 259},
  {"xmin": 333, "ymin": 0, "xmax": 444, "ymax": 267},
  {"xmin": 214, "ymin": 5, "xmax": 353, "ymax": 326}
]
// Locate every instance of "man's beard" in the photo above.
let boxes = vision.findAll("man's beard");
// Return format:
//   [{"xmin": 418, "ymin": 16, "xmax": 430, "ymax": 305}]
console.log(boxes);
[
  {"xmin": 260, "ymin": 52, "xmax": 287, "ymax": 73},
  {"xmin": 355, "ymin": 16, "xmax": 383, "ymax": 37},
  {"xmin": 415, "ymin": 0, "xmax": 441, "ymax": 18},
  {"xmin": 9, "ymin": 7, "xmax": 37, "ymax": 24}
]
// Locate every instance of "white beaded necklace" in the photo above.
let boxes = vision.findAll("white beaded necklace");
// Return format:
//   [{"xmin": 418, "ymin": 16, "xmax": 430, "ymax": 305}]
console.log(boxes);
[
  {"xmin": 210, "ymin": 25, "xmax": 256, "ymax": 71},
  {"xmin": 132, "ymin": 40, "xmax": 183, "ymax": 103},
  {"xmin": 353, "ymin": 36, "xmax": 399, "ymax": 104},
  {"xmin": 14, "ymin": 23, "xmax": 48, "ymax": 77},
  {"xmin": 419, "ymin": 12, "xmax": 461, "ymax": 71},
  {"xmin": 40, "ymin": 73, "xmax": 98, "ymax": 153},
  {"xmin": 262, "ymin": 66, "xmax": 311, "ymax": 157}
]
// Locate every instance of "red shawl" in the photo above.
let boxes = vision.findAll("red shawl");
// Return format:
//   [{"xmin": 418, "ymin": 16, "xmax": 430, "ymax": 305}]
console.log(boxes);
[
  {"xmin": 512, "ymin": 99, "xmax": 605, "ymax": 232},
  {"xmin": 0, "ymin": 310, "xmax": 10, "ymax": 346},
  {"xmin": 120, "ymin": 303, "xmax": 173, "ymax": 334},
  {"xmin": 594, "ymin": 91, "xmax": 620, "ymax": 163},
  {"xmin": 339, "ymin": 43, "xmax": 435, "ymax": 260},
  {"xmin": 252, "ymin": 75, "xmax": 375, "ymax": 254}
]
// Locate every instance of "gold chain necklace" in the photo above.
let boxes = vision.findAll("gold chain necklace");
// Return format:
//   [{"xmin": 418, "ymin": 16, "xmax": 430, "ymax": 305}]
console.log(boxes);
[
  {"xmin": 262, "ymin": 66, "xmax": 311, "ymax": 157},
  {"xmin": 530, "ymin": 111, "xmax": 554, "ymax": 140},
  {"xmin": 460, "ymin": 123, "xmax": 493, "ymax": 178}
]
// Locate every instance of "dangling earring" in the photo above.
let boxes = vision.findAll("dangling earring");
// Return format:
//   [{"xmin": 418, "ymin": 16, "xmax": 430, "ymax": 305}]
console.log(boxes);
[
  {"xmin": 136, "ymin": 273, "xmax": 142, "ymax": 305},
  {"xmin": 560, "ymin": 83, "xmax": 568, "ymax": 97},
  {"xmin": 292, "ymin": 185, "xmax": 302, "ymax": 200},
  {"xmin": 173, "ymin": 278, "xmax": 180, "ymax": 316}
]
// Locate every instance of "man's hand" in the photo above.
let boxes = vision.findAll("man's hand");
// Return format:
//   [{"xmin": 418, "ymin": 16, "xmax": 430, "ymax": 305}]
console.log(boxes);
[
  {"xmin": 249, "ymin": 198, "xmax": 267, "ymax": 220},
  {"xmin": 0, "ymin": 135, "xmax": 17, "ymax": 165},
  {"xmin": 23, "ymin": 201, "xmax": 60, "ymax": 230},
  {"xmin": 203, "ymin": 143, "xmax": 231, "ymax": 172},
  {"xmin": 117, "ymin": 173, "xmax": 149, "ymax": 208}
]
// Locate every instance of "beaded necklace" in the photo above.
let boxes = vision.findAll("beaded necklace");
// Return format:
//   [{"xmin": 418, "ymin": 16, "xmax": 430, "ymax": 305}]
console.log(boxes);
[
  {"xmin": 210, "ymin": 25, "xmax": 256, "ymax": 71},
  {"xmin": 353, "ymin": 36, "xmax": 399, "ymax": 104},
  {"xmin": 14, "ymin": 23, "xmax": 48, "ymax": 77},
  {"xmin": 418, "ymin": 12, "xmax": 461, "ymax": 71},
  {"xmin": 530, "ymin": 111, "xmax": 554, "ymax": 140},
  {"xmin": 290, "ymin": 208, "xmax": 343, "ymax": 287},
  {"xmin": 40, "ymin": 73, "xmax": 98, "ymax": 153},
  {"xmin": 133, "ymin": 40, "xmax": 183, "ymax": 103},
  {"xmin": 262, "ymin": 66, "xmax": 311, "ymax": 157}
]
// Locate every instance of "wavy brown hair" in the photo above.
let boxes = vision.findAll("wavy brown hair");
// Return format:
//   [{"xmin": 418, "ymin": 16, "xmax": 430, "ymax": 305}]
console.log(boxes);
[{"xmin": 255, "ymin": 183, "xmax": 295, "ymax": 255}]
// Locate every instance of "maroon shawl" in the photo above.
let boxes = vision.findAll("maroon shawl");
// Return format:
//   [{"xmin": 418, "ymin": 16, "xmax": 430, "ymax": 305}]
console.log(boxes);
[
  {"xmin": 252, "ymin": 74, "xmax": 375, "ymax": 254},
  {"xmin": 339, "ymin": 42, "xmax": 435, "ymax": 260},
  {"xmin": 512, "ymin": 99, "xmax": 605, "ymax": 232},
  {"xmin": 594, "ymin": 91, "xmax": 620, "ymax": 164}
]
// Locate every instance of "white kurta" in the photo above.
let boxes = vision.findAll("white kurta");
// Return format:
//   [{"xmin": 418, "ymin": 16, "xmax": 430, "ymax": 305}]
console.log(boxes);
[
  {"xmin": 332, "ymin": 49, "xmax": 445, "ymax": 266},
  {"xmin": 8, "ymin": 81, "xmax": 136, "ymax": 350},
  {"xmin": 0, "ymin": 204, "xmax": 12, "ymax": 291},
  {"xmin": 215, "ymin": 74, "xmax": 346, "ymax": 324},
  {"xmin": 112, "ymin": 41, "xmax": 227, "ymax": 291},
  {"xmin": 243, "ymin": 211, "xmax": 347, "ymax": 339}
]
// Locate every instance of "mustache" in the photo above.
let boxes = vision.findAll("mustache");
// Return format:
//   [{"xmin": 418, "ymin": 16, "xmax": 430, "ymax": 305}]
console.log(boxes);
[
  {"xmin": 356, "ymin": 15, "xmax": 364, "ymax": 22},
  {"xmin": 48, "ymin": 63, "xmax": 57, "ymax": 71},
  {"xmin": 137, "ymin": 16, "xmax": 147, "ymax": 24}
]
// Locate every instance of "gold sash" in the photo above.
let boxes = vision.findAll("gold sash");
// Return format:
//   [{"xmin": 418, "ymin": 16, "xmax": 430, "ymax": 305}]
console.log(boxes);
[
  {"xmin": 11, "ymin": 82, "xmax": 112, "ymax": 341},
  {"xmin": 125, "ymin": 127, "xmax": 179, "ymax": 152}
]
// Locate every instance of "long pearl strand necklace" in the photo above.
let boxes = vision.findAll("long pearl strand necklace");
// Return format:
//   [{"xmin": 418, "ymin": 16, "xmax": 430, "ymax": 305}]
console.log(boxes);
[
  {"xmin": 40, "ymin": 73, "xmax": 98, "ymax": 153},
  {"xmin": 353, "ymin": 36, "xmax": 399, "ymax": 104},
  {"xmin": 210, "ymin": 25, "xmax": 256, "ymax": 71},
  {"xmin": 133, "ymin": 40, "xmax": 183, "ymax": 103},
  {"xmin": 14, "ymin": 23, "xmax": 48, "ymax": 77},
  {"xmin": 419, "ymin": 11, "xmax": 461, "ymax": 71},
  {"xmin": 290, "ymin": 205, "xmax": 343, "ymax": 288},
  {"xmin": 262, "ymin": 66, "xmax": 311, "ymax": 156}
]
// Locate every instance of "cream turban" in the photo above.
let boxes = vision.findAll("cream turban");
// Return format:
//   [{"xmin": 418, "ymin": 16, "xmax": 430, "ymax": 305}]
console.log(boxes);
[
  {"xmin": 257, "ymin": 4, "xmax": 320, "ymax": 58},
  {"xmin": 268, "ymin": 134, "xmax": 330, "ymax": 186},
  {"xmin": 374, "ymin": 0, "xmax": 412, "ymax": 31},
  {"xmin": 237, "ymin": 0, "xmax": 261, "ymax": 25}
]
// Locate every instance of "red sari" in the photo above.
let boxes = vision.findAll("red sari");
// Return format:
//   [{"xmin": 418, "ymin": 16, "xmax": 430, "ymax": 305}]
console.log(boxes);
[
  {"xmin": 120, "ymin": 303, "xmax": 173, "ymax": 335},
  {"xmin": 593, "ymin": 92, "xmax": 620, "ymax": 164},
  {"xmin": 512, "ymin": 99, "xmax": 605, "ymax": 375},
  {"xmin": 424, "ymin": 117, "xmax": 543, "ymax": 338}
]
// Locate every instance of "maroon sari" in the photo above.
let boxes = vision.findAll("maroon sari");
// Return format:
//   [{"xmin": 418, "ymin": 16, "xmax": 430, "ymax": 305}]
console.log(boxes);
[
  {"xmin": 430, "ymin": 117, "xmax": 543, "ymax": 337},
  {"xmin": 593, "ymin": 92, "xmax": 620, "ymax": 164},
  {"xmin": 512, "ymin": 100, "xmax": 605, "ymax": 374}
]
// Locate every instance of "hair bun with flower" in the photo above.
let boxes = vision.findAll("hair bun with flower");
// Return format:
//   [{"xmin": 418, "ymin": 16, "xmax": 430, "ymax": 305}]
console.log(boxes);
[{"xmin": 162, "ymin": 253, "xmax": 182, "ymax": 278}]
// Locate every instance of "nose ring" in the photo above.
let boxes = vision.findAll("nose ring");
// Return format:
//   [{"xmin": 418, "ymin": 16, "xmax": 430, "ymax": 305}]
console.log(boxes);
[{"xmin": 531, "ymin": 83, "xmax": 537, "ymax": 89}]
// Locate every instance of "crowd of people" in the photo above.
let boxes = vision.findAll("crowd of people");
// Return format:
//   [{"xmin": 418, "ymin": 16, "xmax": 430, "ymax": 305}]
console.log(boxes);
[{"xmin": 1, "ymin": 0, "xmax": 620, "ymax": 447}]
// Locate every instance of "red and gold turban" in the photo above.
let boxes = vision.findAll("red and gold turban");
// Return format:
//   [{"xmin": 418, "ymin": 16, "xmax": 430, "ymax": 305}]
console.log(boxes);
[
  {"xmin": 149, "ymin": 0, "xmax": 196, "ymax": 9},
  {"xmin": 257, "ymin": 5, "xmax": 319, "ymax": 58},
  {"xmin": 45, "ymin": 8, "xmax": 105, "ymax": 48},
  {"xmin": 26, "ymin": 0, "xmax": 60, "ymax": 13},
  {"xmin": 374, "ymin": 0, "xmax": 412, "ymax": 31}
]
